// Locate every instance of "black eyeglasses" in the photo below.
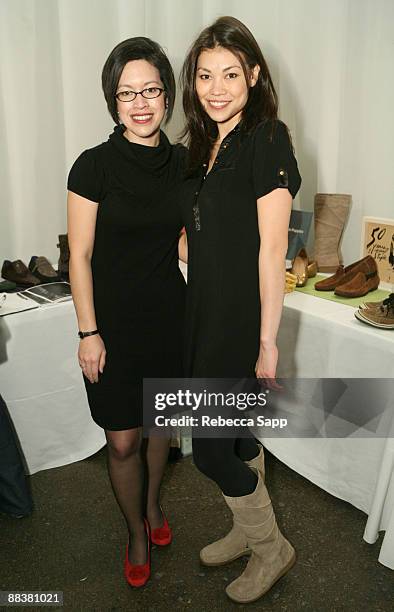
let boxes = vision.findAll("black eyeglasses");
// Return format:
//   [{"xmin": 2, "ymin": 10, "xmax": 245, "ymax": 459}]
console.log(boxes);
[{"xmin": 115, "ymin": 87, "xmax": 165, "ymax": 102}]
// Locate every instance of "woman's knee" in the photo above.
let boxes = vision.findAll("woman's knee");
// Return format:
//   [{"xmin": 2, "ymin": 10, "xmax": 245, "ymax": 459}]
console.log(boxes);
[{"xmin": 105, "ymin": 428, "xmax": 142, "ymax": 460}]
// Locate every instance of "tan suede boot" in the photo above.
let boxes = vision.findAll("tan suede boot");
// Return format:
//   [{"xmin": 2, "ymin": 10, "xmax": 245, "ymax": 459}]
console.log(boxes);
[
  {"xmin": 314, "ymin": 193, "xmax": 351, "ymax": 272},
  {"xmin": 199, "ymin": 446, "xmax": 265, "ymax": 566},
  {"xmin": 224, "ymin": 471, "xmax": 295, "ymax": 604}
]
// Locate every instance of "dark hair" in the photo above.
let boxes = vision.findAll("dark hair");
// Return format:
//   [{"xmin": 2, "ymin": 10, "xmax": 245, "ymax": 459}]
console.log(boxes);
[
  {"xmin": 102, "ymin": 36, "xmax": 175, "ymax": 125},
  {"xmin": 180, "ymin": 16, "xmax": 278, "ymax": 171}
]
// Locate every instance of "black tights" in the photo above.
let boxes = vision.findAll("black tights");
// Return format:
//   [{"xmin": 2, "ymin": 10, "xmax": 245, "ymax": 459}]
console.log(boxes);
[
  {"xmin": 192, "ymin": 430, "xmax": 260, "ymax": 497},
  {"xmin": 105, "ymin": 427, "xmax": 170, "ymax": 564}
]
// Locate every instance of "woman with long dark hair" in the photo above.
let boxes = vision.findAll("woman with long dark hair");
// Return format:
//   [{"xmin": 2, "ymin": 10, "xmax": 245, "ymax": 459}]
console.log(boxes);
[
  {"xmin": 180, "ymin": 16, "xmax": 301, "ymax": 604},
  {"xmin": 67, "ymin": 37, "xmax": 186, "ymax": 588}
]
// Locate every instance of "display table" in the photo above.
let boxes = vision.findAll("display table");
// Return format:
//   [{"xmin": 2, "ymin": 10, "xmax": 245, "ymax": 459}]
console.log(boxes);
[
  {"xmin": 0, "ymin": 285, "xmax": 393, "ymax": 569},
  {"xmin": 0, "ymin": 303, "xmax": 106, "ymax": 474},
  {"xmin": 254, "ymin": 291, "xmax": 394, "ymax": 569}
]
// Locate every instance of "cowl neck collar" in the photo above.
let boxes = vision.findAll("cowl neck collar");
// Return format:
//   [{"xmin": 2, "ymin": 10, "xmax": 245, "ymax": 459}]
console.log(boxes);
[{"xmin": 109, "ymin": 124, "xmax": 171, "ymax": 174}]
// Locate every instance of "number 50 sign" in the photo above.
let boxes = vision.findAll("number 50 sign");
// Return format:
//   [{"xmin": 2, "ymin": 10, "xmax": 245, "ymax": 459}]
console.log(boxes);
[{"xmin": 361, "ymin": 217, "xmax": 394, "ymax": 289}]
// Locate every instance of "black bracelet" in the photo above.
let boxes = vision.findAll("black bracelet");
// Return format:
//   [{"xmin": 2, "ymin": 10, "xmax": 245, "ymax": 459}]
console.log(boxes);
[{"xmin": 78, "ymin": 330, "xmax": 99, "ymax": 339}]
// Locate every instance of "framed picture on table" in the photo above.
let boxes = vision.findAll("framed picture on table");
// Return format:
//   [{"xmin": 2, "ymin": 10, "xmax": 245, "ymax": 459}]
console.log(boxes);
[{"xmin": 361, "ymin": 216, "xmax": 394, "ymax": 289}]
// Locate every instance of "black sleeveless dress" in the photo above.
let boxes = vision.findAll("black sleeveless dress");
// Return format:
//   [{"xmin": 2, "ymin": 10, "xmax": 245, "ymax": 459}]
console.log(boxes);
[{"xmin": 68, "ymin": 126, "xmax": 186, "ymax": 430}]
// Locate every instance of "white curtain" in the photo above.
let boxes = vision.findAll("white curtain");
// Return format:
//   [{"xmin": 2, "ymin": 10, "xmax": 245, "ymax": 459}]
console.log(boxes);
[{"xmin": 1, "ymin": 0, "xmax": 393, "ymax": 266}]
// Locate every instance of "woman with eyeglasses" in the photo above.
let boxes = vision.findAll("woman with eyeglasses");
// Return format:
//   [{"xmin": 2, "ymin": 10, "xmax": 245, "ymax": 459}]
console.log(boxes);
[
  {"xmin": 180, "ymin": 17, "xmax": 301, "ymax": 604},
  {"xmin": 67, "ymin": 37, "xmax": 186, "ymax": 588}
]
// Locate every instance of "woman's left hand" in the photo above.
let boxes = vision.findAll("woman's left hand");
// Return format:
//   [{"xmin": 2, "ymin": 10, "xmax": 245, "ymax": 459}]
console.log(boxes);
[
  {"xmin": 178, "ymin": 228, "xmax": 188, "ymax": 263},
  {"xmin": 255, "ymin": 343, "xmax": 281, "ymax": 390}
]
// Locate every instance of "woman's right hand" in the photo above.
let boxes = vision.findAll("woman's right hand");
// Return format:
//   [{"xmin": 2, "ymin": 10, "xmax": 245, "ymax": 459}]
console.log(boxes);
[
  {"xmin": 78, "ymin": 334, "xmax": 106, "ymax": 383},
  {"xmin": 255, "ymin": 343, "xmax": 282, "ymax": 391}
]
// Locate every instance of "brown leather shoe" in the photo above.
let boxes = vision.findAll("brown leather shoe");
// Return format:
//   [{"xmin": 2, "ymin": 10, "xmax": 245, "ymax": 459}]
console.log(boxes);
[
  {"xmin": 28, "ymin": 256, "xmax": 60, "ymax": 283},
  {"xmin": 334, "ymin": 270, "xmax": 380, "ymax": 297},
  {"xmin": 314, "ymin": 255, "xmax": 377, "ymax": 291},
  {"xmin": 1, "ymin": 260, "xmax": 41, "ymax": 287}
]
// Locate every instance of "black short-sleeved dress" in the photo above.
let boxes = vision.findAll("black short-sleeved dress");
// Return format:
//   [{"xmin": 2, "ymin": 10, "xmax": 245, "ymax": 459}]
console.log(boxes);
[
  {"xmin": 181, "ymin": 119, "xmax": 301, "ymax": 378},
  {"xmin": 68, "ymin": 125, "xmax": 186, "ymax": 430}
]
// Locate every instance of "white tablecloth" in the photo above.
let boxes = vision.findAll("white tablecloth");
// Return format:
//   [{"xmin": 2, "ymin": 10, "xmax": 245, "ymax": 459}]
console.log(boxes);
[
  {"xmin": 1, "ymin": 288, "xmax": 393, "ymax": 569},
  {"xmin": 0, "ymin": 302, "xmax": 106, "ymax": 474},
  {"xmin": 255, "ymin": 291, "xmax": 394, "ymax": 569}
]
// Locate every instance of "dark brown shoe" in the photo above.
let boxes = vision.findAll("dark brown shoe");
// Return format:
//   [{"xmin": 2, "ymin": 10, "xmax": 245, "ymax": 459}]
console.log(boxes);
[
  {"xmin": 314, "ymin": 255, "xmax": 377, "ymax": 291},
  {"xmin": 334, "ymin": 270, "xmax": 380, "ymax": 297},
  {"xmin": 1, "ymin": 260, "xmax": 41, "ymax": 287},
  {"xmin": 57, "ymin": 234, "xmax": 69, "ymax": 280},
  {"xmin": 314, "ymin": 264, "xmax": 345, "ymax": 291},
  {"xmin": 28, "ymin": 256, "xmax": 60, "ymax": 283}
]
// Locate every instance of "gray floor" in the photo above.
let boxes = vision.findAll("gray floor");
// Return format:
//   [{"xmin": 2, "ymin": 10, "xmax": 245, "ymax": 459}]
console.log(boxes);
[{"xmin": 0, "ymin": 447, "xmax": 393, "ymax": 612}]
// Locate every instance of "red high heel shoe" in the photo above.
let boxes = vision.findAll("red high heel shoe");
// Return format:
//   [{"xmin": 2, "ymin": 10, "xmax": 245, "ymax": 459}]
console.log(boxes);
[
  {"xmin": 124, "ymin": 519, "xmax": 151, "ymax": 588},
  {"xmin": 150, "ymin": 506, "xmax": 172, "ymax": 546}
]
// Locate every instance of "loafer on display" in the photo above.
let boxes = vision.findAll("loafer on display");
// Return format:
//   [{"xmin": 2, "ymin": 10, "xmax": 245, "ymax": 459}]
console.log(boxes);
[
  {"xmin": 28, "ymin": 256, "xmax": 60, "ymax": 283},
  {"xmin": 1, "ymin": 260, "xmax": 41, "ymax": 287},
  {"xmin": 314, "ymin": 255, "xmax": 377, "ymax": 291},
  {"xmin": 334, "ymin": 270, "xmax": 380, "ymax": 298}
]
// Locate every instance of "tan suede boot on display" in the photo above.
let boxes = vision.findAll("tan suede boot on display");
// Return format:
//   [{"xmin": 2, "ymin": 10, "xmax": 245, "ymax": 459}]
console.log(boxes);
[
  {"xmin": 314, "ymin": 193, "xmax": 351, "ymax": 272},
  {"xmin": 199, "ymin": 446, "xmax": 265, "ymax": 566},
  {"xmin": 223, "ymin": 471, "xmax": 295, "ymax": 604}
]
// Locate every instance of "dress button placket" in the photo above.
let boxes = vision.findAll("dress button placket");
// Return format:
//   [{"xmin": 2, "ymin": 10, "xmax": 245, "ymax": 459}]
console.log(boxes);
[
  {"xmin": 193, "ymin": 177, "xmax": 204, "ymax": 232},
  {"xmin": 192, "ymin": 128, "xmax": 237, "ymax": 232},
  {"xmin": 193, "ymin": 202, "xmax": 201, "ymax": 231}
]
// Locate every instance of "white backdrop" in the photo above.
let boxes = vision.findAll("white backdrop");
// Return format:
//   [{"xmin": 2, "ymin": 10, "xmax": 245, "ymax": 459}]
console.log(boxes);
[{"xmin": 1, "ymin": 0, "xmax": 393, "ymax": 266}]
